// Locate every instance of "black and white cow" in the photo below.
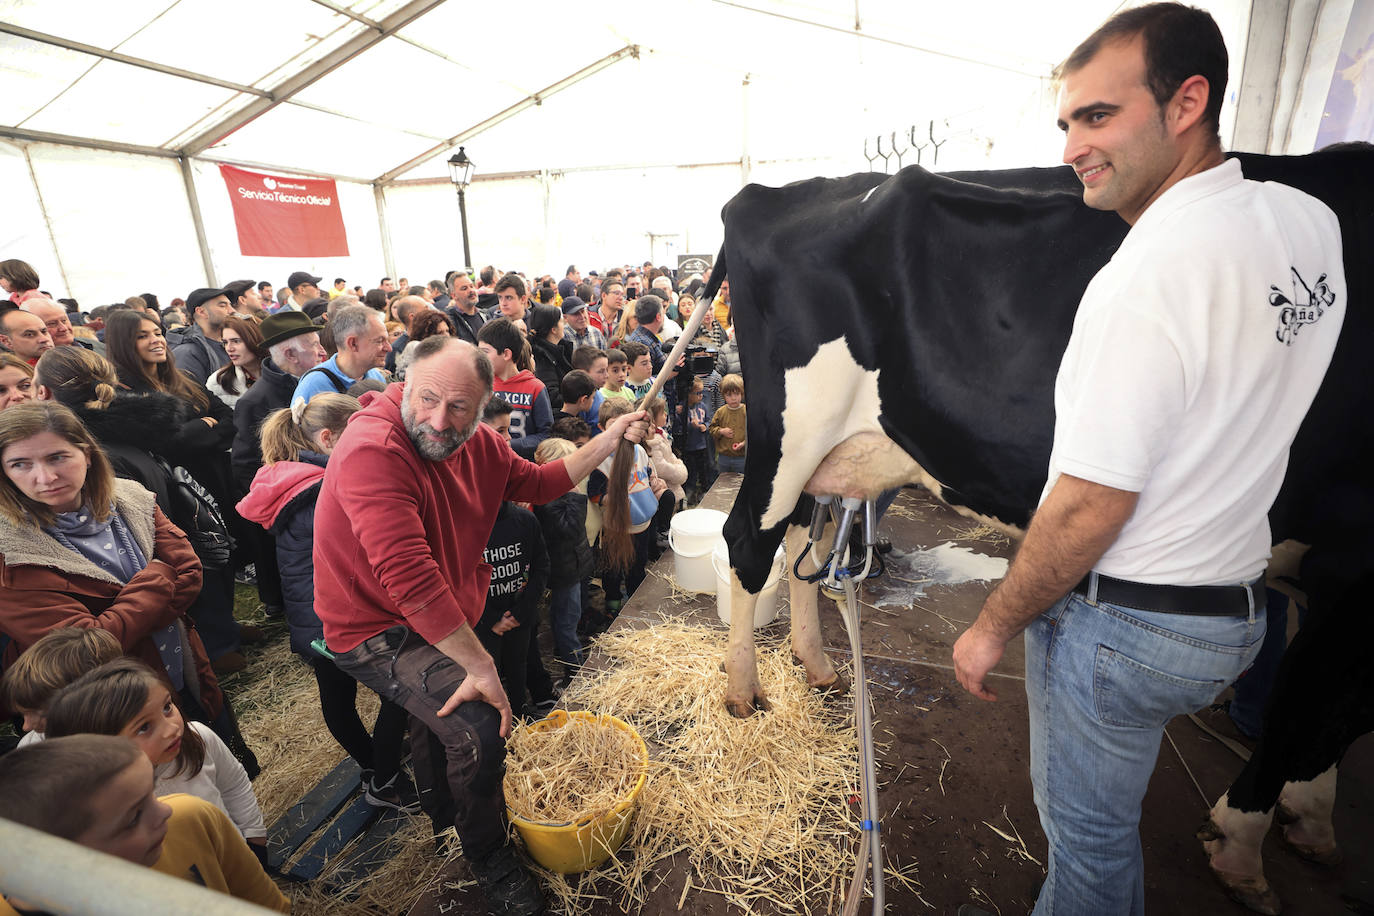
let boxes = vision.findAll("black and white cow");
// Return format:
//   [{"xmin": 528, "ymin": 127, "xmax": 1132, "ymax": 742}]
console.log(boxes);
[{"xmin": 708, "ymin": 147, "xmax": 1373, "ymax": 913}]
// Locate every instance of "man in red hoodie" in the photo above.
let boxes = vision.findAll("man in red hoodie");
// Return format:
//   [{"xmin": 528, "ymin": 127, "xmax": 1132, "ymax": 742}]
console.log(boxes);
[{"xmin": 314, "ymin": 335, "xmax": 646, "ymax": 916}]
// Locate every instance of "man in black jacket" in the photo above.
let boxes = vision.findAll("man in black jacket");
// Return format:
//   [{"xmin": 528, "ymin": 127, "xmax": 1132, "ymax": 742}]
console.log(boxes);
[
  {"xmin": 446, "ymin": 272, "xmax": 484, "ymax": 345},
  {"xmin": 171, "ymin": 288, "xmax": 233, "ymax": 383},
  {"xmin": 231, "ymin": 313, "xmax": 326, "ymax": 617}
]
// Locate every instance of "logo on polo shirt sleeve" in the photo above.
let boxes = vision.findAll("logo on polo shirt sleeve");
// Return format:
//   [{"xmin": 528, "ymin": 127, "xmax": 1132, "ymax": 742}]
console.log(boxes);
[{"xmin": 1269, "ymin": 267, "xmax": 1336, "ymax": 346}]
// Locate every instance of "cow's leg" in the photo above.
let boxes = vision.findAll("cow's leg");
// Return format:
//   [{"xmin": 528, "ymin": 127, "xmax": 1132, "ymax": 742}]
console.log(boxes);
[
  {"xmin": 1276, "ymin": 765, "xmax": 1341, "ymax": 863},
  {"xmin": 724, "ymin": 569, "xmax": 770, "ymax": 717},
  {"xmin": 1198, "ymin": 795, "xmax": 1281, "ymax": 915},
  {"xmin": 784, "ymin": 523, "xmax": 845, "ymax": 693},
  {"xmin": 1201, "ymin": 578, "xmax": 1374, "ymax": 913}
]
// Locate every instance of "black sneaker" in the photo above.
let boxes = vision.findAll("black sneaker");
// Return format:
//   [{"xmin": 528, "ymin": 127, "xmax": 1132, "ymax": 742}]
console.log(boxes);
[
  {"xmin": 235, "ymin": 563, "xmax": 258, "ymax": 586},
  {"xmin": 364, "ymin": 771, "xmax": 423, "ymax": 814},
  {"xmin": 523, "ymin": 697, "xmax": 558, "ymax": 720},
  {"xmin": 469, "ymin": 844, "xmax": 546, "ymax": 915}
]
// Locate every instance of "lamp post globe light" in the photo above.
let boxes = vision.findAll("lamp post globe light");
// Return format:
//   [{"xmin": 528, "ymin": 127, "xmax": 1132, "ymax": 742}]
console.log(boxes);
[{"xmin": 447, "ymin": 147, "xmax": 474, "ymax": 274}]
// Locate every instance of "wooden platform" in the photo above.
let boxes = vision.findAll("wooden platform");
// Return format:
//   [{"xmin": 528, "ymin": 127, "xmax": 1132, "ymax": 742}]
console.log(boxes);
[{"xmin": 410, "ymin": 477, "xmax": 1373, "ymax": 915}]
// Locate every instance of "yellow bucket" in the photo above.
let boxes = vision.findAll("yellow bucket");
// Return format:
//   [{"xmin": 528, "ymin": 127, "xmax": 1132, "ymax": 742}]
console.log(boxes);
[{"xmin": 506, "ymin": 710, "xmax": 649, "ymax": 874}]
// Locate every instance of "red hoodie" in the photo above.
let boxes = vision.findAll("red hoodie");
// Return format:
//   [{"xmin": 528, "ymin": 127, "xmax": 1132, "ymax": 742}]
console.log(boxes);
[
  {"xmin": 235, "ymin": 461, "xmax": 323, "ymax": 530},
  {"xmin": 313, "ymin": 384, "xmax": 573, "ymax": 652}
]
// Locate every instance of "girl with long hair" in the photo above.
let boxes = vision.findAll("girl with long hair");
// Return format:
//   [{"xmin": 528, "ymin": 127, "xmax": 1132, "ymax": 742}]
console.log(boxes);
[
  {"xmin": 208, "ymin": 316, "xmax": 265, "ymax": 409},
  {"xmin": 236, "ymin": 395, "xmax": 418, "ymax": 812},
  {"xmin": 528, "ymin": 304, "xmax": 573, "ymax": 409},
  {"xmin": 97, "ymin": 314, "xmax": 247, "ymax": 674},
  {"xmin": 45, "ymin": 657, "xmax": 266, "ymax": 850}
]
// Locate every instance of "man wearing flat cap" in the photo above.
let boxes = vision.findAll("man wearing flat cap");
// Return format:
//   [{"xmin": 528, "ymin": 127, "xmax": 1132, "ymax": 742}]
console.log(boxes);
[
  {"xmin": 171, "ymin": 287, "xmax": 234, "ymax": 383},
  {"xmin": 560, "ymin": 296, "xmax": 604, "ymax": 350},
  {"xmin": 281, "ymin": 271, "xmax": 322, "ymax": 313},
  {"xmin": 231, "ymin": 312, "xmax": 327, "ymax": 490},
  {"xmin": 230, "ymin": 312, "xmax": 328, "ymax": 619}
]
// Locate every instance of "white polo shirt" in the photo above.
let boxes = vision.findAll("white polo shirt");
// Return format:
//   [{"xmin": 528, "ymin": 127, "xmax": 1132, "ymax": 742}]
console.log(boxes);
[{"xmin": 1043, "ymin": 158, "xmax": 1344, "ymax": 585}]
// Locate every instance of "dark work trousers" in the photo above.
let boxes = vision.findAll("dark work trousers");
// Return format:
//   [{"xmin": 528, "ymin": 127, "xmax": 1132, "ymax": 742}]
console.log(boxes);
[
  {"xmin": 476, "ymin": 622, "xmax": 532, "ymax": 715},
  {"xmin": 683, "ymin": 447, "xmax": 712, "ymax": 500},
  {"xmin": 251, "ymin": 527, "xmax": 285, "ymax": 608},
  {"xmin": 310, "ymin": 655, "xmax": 408, "ymax": 782},
  {"xmin": 601, "ymin": 528, "xmax": 651, "ymax": 606},
  {"xmin": 334, "ymin": 626, "xmax": 507, "ymax": 861},
  {"xmin": 189, "ymin": 566, "xmax": 242, "ymax": 661}
]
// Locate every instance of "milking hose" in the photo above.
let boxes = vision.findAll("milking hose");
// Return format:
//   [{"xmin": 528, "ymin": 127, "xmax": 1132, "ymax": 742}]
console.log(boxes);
[{"xmin": 839, "ymin": 568, "xmax": 885, "ymax": 914}]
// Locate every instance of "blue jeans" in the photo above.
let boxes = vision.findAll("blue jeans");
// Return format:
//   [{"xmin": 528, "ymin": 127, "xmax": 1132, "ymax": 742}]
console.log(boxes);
[
  {"xmin": 716, "ymin": 452, "xmax": 746, "ymax": 474},
  {"xmin": 1026, "ymin": 580, "xmax": 1265, "ymax": 915},
  {"xmin": 549, "ymin": 583, "xmax": 583, "ymax": 669},
  {"xmin": 1228, "ymin": 587, "xmax": 1305, "ymax": 738}
]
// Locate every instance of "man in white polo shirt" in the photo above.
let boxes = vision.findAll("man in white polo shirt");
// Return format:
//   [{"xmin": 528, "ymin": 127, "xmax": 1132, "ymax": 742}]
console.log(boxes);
[{"xmin": 952, "ymin": 4, "xmax": 1345, "ymax": 915}]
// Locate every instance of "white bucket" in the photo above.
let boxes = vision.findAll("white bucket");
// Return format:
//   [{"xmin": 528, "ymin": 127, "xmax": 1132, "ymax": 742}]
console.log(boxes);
[
  {"xmin": 712, "ymin": 542, "xmax": 785, "ymax": 628},
  {"xmin": 668, "ymin": 508, "xmax": 728, "ymax": 594}
]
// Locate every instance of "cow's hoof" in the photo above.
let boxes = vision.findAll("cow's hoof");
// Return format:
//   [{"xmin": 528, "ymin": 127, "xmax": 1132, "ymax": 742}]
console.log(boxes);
[
  {"xmin": 725, "ymin": 695, "xmax": 771, "ymax": 718},
  {"xmin": 1206, "ymin": 866, "xmax": 1282, "ymax": 916},
  {"xmin": 1278, "ymin": 831, "xmax": 1343, "ymax": 866},
  {"xmin": 812, "ymin": 672, "xmax": 850, "ymax": 700}
]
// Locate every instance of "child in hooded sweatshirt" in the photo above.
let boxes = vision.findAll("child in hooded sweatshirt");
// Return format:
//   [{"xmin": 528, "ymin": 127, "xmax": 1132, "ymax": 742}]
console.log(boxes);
[
  {"xmin": 236, "ymin": 393, "xmax": 418, "ymax": 813},
  {"xmin": 476, "ymin": 396, "xmax": 552, "ymax": 718},
  {"xmin": 478, "ymin": 317, "xmax": 552, "ymax": 460},
  {"xmin": 533, "ymin": 437, "xmax": 593, "ymax": 686},
  {"xmin": 588, "ymin": 397, "xmax": 662, "ymax": 611}
]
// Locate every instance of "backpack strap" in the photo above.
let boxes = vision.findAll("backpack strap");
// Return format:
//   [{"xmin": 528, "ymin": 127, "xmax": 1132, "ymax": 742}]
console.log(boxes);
[{"xmin": 302, "ymin": 364, "xmax": 350, "ymax": 393}]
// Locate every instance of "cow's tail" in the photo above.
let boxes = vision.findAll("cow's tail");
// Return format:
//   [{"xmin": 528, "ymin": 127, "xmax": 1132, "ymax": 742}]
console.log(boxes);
[
  {"xmin": 696, "ymin": 245, "xmax": 726, "ymax": 317},
  {"xmin": 602, "ymin": 245, "xmax": 727, "ymax": 573}
]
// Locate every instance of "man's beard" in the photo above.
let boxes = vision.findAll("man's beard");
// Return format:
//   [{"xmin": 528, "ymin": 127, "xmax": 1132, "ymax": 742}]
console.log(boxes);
[{"xmin": 401, "ymin": 389, "xmax": 480, "ymax": 461}]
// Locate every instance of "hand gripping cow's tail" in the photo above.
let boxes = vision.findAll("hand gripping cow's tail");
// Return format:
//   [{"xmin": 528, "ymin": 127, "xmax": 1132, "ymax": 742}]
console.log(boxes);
[{"xmin": 603, "ymin": 247, "xmax": 727, "ymax": 572}]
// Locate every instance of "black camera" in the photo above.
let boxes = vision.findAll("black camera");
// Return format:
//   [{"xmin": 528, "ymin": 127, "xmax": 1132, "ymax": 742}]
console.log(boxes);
[{"xmin": 685, "ymin": 344, "xmax": 717, "ymax": 376}]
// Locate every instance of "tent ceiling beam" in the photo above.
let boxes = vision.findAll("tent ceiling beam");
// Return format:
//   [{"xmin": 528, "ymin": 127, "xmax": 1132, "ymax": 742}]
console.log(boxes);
[
  {"xmin": 374, "ymin": 44, "xmax": 639, "ymax": 184},
  {"xmin": 709, "ymin": 0, "xmax": 1045, "ymax": 78},
  {"xmin": 302, "ymin": 0, "xmax": 476, "ymax": 73},
  {"xmin": 179, "ymin": 0, "xmax": 450, "ymax": 157},
  {"xmin": 0, "ymin": 125, "xmax": 181, "ymax": 159},
  {"xmin": 0, "ymin": 22, "xmax": 272, "ymax": 98}
]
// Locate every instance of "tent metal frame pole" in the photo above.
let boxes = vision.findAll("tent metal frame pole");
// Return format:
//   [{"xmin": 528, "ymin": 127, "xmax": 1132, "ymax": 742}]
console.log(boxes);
[
  {"xmin": 709, "ymin": 0, "xmax": 1045, "ymax": 78},
  {"xmin": 0, "ymin": 22, "xmax": 272, "ymax": 97},
  {"xmin": 20, "ymin": 146, "xmax": 73, "ymax": 299},
  {"xmin": 374, "ymin": 45, "xmax": 639, "ymax": 184},
  {"xmin": 181, "ymin": 0, "xmax": 450, "ymax": 157},
  {"xmin": 179, "ymin": 157, "xmax": 216, "ymax": 285},
  {"xmin": 0, "ymin": 125, "xmax": 179, "ymax": 159},
  {"xmin": 374, "ymin": 184, "xmax": 397, "ymax": 281}
]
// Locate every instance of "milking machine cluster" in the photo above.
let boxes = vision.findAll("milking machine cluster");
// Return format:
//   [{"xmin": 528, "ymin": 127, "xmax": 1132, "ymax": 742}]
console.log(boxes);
[{"xmin": 796, "ymin": 495, "xmax": 886, "ymax": 914}]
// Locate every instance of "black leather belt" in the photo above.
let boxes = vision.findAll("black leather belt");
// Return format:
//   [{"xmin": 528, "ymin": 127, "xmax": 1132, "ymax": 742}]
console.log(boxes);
[{"xmin": 1072, "ymin": 572, "xmax": 1259, "ymax": 617}]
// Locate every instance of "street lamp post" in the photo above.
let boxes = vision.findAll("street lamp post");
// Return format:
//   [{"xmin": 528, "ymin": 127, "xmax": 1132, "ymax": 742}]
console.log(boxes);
[{"xmin": 447, "ymin": 147, "xmax": 474, "ymax": 273}]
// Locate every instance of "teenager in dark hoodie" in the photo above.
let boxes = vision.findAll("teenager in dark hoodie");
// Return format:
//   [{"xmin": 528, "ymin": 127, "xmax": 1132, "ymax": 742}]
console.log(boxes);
[
  {"xmin": 477, "ymin": 397, "xmax": 551, "ymax": 718},
  {"xmin": 235, "ymin": 394, "xmax": 418, "ymax": 813},
  {"xmin": 532, "ymin": 437, "xmax": 593, "ymax": 686},
  {"xmin": 528, "ymin": 304, "xmax": 574, "ymax": 409}
]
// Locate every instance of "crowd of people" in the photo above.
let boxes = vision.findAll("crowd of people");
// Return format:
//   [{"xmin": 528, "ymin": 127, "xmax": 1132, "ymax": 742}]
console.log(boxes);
[{"xmin": 0, "ymin": 255, "xmax": 753, "ymax": 915}]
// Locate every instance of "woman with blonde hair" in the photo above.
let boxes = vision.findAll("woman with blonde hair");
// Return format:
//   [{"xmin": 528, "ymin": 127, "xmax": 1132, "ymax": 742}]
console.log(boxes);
[
  {"xmin": 0, "ymin": 402, "xmax": 232, "ymax": 757},
  {"xmin": 0, "ymin": 353, "xmax": 36, "ymax": 411},
  {"xmin": 236, "ymin": 395, "xmax": 418, "ymax": 811},
  {"xmin": 611, "ymin": 307, "xmax": 638, "ymax": 349}
]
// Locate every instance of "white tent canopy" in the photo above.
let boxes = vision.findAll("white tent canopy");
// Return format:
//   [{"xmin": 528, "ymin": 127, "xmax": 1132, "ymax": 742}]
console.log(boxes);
[{"xmin": 0, "ymin": 0, "xmax": 1361, "ymax": 305}]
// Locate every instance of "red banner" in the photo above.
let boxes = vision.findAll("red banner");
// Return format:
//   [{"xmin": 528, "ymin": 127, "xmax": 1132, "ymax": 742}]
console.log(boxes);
[{"xmin": 219, "ymin": 164, "xmax": 349, "ymax": 258}]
